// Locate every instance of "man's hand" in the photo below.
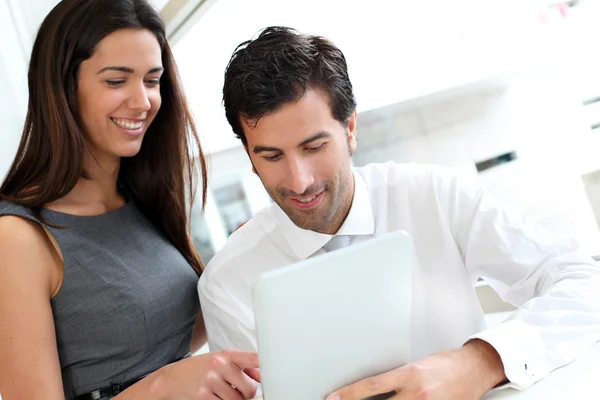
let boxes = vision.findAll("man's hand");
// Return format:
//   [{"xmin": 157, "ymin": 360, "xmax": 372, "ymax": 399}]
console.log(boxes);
[{"xmin": 326, "ymin": 339, "xmax": 507, "ymax": 400}]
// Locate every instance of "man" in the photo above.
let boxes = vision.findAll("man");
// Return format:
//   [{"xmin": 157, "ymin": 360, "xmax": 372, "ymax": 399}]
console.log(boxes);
[{"xmin": 198, "ymin": 26, "xmax": 600, "ymax": 399}]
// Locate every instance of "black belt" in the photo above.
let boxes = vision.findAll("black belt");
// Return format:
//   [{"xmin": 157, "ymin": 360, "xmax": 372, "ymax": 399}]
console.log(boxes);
[
  {"xmin": 74, "ymin": 377, "xmax": 141, "ymax": 400},
  {"xmin": 74, "ymin": 353, "xmax": 191, "ymax": 400}
]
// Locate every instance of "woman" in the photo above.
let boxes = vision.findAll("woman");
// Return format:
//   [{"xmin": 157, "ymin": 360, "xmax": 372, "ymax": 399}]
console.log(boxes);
[{"xmin": 0, "ymin": 0, "xmax": 259, "ymax": 399}]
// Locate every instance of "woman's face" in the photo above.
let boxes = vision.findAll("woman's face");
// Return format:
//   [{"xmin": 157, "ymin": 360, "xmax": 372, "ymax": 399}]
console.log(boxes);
[{"xmin": 77, "ymin": 28, "xmax": 163, "ymax": 165}]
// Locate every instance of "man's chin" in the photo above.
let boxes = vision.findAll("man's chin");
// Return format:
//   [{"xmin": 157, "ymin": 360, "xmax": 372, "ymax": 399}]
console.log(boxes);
[
  {"xmin": 287, "ymin": 214, "xmax": 321, "ymax": 231},
  {"xmin": 276, "ymin": 202, "xmax": 325, "ymax": 231}
]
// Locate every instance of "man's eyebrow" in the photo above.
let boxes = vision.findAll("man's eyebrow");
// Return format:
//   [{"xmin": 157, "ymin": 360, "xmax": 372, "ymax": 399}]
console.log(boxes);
[
  {"xmin": 298, "ymin": 131, "xmax": 331, "ymax": 147},
  {"xmin": 252, "ymin": 131, "xmax": 332, "ymax": 154},
  {"xmin": 253, "ymin": 145, "xmax": 282, "ymax": 154}
]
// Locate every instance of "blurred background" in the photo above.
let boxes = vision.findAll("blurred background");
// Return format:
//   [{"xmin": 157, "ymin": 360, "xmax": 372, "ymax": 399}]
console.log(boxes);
[{"xmin": 2, "ymin": 0, "xmax": 600, "ymax": 265}]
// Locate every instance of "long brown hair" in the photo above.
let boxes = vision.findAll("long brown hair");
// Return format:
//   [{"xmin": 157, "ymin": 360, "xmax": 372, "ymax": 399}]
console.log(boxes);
[{"xmin": 0, "ymin": 0, "xmax": 207, "ymax": 274}]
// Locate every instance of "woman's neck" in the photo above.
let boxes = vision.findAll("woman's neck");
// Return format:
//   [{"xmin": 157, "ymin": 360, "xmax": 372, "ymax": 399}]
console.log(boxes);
[{"xmin": 45, "ymin": 153, "xmax": 126, "ymax": 215}]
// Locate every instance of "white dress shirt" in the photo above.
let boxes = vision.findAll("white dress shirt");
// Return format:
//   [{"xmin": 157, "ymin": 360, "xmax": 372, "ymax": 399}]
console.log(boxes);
[{"xmin": 199, "ymin": 162, "xmax": 600, "ymax": 390}]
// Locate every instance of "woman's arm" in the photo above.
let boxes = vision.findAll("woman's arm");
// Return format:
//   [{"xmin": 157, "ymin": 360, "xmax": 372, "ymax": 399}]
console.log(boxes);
[
  {"xmin": 0, "ymin": 216, "xmax": 260, "ymax": 400},
  {"xmin": 0, "ymin": 216, "xmax": 65, "ymax": 399},
  {"xmin": 115, "ymin": 350, "xmax": 260, "ymax": 400}
]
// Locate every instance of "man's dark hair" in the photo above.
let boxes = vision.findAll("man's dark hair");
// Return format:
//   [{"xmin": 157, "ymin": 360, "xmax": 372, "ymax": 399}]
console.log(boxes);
[{"xmin": 223, "ymin": 26, "xmax": 357, "ymax": 146}]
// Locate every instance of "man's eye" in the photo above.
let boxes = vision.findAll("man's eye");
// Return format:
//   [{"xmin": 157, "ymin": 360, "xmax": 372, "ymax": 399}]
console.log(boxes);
[
  {"xmin": 263, "ymin": 154, "xmax": 281, "ymax": 162},
  {"xmin": 306, "ymin": 143, "xmax": 326, "ymax": 152}
]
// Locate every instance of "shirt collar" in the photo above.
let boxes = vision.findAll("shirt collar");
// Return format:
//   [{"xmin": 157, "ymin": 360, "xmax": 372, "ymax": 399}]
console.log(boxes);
[{"xmin": 273, "ymin": 169, "xmax": 375, "ymax": 260}]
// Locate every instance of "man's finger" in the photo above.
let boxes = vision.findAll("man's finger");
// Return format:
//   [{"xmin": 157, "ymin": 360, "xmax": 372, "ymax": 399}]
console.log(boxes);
[{"xmin": 326, "ymin": 370, "xmax": 402, "ymax": 400}]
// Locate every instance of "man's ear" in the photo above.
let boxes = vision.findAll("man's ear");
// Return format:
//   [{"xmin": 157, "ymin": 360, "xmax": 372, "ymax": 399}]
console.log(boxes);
[{"xmin": 347, "ymin": 109, "xmax": 358, "ymax": 152}]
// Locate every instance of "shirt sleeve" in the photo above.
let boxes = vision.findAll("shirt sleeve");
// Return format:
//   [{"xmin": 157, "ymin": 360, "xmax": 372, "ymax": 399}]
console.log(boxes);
[
  {"xmin": 197, "ymin": 275, "xmax": 258, "ymax": 353},
  {"xmin": 433, "ymin": 167, "xmax": 600, "ymax": 389}
]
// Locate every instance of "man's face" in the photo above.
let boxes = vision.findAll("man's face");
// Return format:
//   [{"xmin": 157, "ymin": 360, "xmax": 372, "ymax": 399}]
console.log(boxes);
[{"xmin": 243, "ymin": 88, "xmax": 357, "ymax": 235}]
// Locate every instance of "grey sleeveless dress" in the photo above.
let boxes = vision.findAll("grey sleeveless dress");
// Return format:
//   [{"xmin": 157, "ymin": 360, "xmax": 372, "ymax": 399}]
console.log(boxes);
[{"xmin": 0, "ymin": 200, "xmax": 200, "ymax": 399}]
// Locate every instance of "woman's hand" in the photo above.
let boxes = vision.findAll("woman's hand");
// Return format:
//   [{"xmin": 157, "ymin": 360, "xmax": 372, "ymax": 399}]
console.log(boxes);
[{"xmin": 121, "ymin": 349, "xmax": 261, "ymax": 400}]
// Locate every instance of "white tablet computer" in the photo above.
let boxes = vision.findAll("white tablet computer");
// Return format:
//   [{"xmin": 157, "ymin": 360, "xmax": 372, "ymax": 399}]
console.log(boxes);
[{"xmin": 253, "ymin": 230, "xmax": 414, "ymax": 400}]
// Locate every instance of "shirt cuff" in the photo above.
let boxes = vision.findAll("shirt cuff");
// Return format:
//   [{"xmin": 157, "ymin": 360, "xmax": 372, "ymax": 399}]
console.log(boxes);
[{"xmin": 469, "ymin": 319, "xmax": 550, "ymax": 389}]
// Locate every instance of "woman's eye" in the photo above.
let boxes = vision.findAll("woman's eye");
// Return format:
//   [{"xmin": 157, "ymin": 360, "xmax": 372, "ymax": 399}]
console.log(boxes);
[{"xmin": 106, "ymin": 80, "xmax": 125, "ymax": 87}]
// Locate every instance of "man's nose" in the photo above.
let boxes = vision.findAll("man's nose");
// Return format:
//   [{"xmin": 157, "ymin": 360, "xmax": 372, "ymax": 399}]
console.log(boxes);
[{"xmin": 285, "ymin": 156, "xmax": 315, "ymax": 196}]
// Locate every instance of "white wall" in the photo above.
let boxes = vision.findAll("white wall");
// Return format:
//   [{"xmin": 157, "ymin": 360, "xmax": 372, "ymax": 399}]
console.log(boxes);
[
  {"xmin": 0, "ymin": 0, "xmax": 29, "ymax": 180},
  {"xmin": 0, "ymin": 0, "xmax": 64, "ymax": 181},
  {"xmin": 0, "ymin": 57, "xmax": 23, "ymax": 179},
  {"xmin": 5, "ymin": 0, "xmax": 59, "ymax": 50},
  {"xmin": 353, "ymin": 68, "xmax": 600, "ymax": 255}
]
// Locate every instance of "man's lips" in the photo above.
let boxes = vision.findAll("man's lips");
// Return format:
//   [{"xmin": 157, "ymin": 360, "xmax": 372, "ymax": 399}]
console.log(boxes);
[{"xmin": 288, "ymin": 191, "xmax": 324, "ymax": 209}]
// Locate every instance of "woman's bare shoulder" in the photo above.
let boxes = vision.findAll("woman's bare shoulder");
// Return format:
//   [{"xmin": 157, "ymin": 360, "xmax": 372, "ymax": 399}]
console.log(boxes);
[{"xmin": 0, "ymin": 215, "xmax": 63, "ymax": 296}]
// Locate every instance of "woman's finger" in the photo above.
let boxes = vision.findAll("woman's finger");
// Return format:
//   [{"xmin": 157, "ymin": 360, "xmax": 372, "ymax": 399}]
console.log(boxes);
[
  {"xmin": 212, "ymin": 378, "xmax": 245, "ymax": 400},
  {"xmin": 222, "ymin": 364, "xmax": 259, "ymax": 399}
]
